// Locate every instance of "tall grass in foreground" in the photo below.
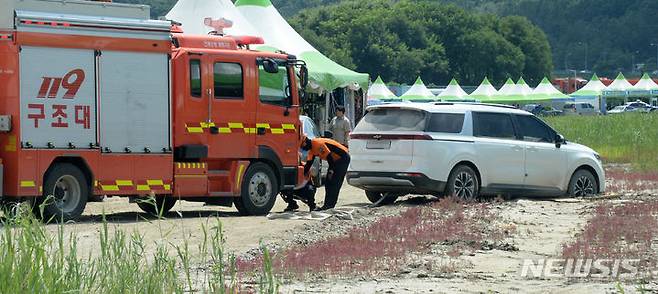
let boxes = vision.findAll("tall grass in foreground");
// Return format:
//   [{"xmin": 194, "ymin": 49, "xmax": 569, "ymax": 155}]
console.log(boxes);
[
  {"xmin": 543, "ymin": 113, "xmax": 658, "ymax": 171},
  {"xmin": 0, "ymin": 204, "xmax": 277, "ymax": 293}
]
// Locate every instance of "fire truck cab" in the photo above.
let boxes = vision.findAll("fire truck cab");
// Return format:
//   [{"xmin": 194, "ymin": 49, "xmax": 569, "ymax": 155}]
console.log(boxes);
[{"xmin": 0, "ymin": 0, "xmax": 308, "ymax": 220}]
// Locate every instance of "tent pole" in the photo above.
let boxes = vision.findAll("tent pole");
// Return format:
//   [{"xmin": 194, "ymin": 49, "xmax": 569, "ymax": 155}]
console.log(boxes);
[{"xmin": 324, "ymin": 91, "xmax": 330, "ymax": 133}]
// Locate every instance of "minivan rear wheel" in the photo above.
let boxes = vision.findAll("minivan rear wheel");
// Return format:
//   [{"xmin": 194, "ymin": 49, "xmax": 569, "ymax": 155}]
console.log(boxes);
[
  {"xmin": 446, "ymin": 165, "xmax": 480, "ymax": 201},
  {"xmin": 365, "ymin": 191, "xmax": 399, "ymax": 205}
]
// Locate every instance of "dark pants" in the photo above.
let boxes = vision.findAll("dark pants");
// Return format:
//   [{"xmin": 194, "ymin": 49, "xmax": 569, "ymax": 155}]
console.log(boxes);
[
  {"xmin": 282, "ymin": 182, "xmax": 317, "ymax": 209},
  {"xmin": 323, "ymin": 155, "xmax": 350, "ymax": 209}
]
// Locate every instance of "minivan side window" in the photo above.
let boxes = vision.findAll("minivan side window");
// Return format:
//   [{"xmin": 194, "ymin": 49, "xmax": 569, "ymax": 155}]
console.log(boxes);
[
  {"xmin": 214, "ymin": 62, "xmax": 244, "ymax": 99},
  {"xmin": 515, "ymin": 115, "xmax": 555, "ymax": 143},
  {"xmin": 473, "ymin": 112, "xmax": 516, "ymax": 139},
  {"xmin": 190, "ymin": 60, "xmax": 202, "ymax": 98},
  {"xmin": 426, "ymin": 113, "xmax": 464, "ymax": 133}
]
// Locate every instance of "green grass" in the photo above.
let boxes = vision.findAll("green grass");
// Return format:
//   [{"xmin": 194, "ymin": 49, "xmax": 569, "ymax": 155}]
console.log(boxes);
[
  {"xmin": 0, "ymin": 203, "xmax": 277, "ymax": 293},
  {"xmin": 543, "ymin": 113, "xmax": 658, "ymax": 171}
]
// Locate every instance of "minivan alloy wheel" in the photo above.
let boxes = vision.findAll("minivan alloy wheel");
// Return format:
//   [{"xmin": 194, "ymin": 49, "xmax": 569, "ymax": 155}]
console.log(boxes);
[
  {"xmin": 574, "ymin": 175, "xmax": 595, "ymax": 196},
  {"xmin": 454, "ymin": 171, "xmax": 475, "ymax": 200}
]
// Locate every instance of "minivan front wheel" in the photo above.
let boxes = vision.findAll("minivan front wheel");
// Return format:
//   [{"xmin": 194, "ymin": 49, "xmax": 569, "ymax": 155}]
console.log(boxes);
[
  {"xmin": 568, "ymin": 169, "xmax": 598, "ymax": 197},
  {"xmin": 446, "ymin": 165, "xmax": 480, "ymax": 201}
]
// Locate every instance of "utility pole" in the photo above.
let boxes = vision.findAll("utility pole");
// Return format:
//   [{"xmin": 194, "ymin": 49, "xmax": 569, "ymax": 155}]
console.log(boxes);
[{"xmin": 578, "ymin": 42, "xmax": 588, "ymax": 71}]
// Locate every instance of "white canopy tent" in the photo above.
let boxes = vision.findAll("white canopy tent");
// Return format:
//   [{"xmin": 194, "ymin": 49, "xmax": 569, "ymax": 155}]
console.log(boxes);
[
  {"xmin": 166, "ymin": 0, "xmax": 260, "ymax": 36},
  {"xmin": 469, "ymin": 77, "xmax": 498, "ymax": 102},
  {"xmin": 438, "ymin": 78, "xmax": 471, "ymax": 101},
  {"xmin": 515, "ymin": 77, "xmax": 533, "ymax": 96},
  {"xmin": 400, "ymin": 77, "xmax": 436, "ymax": 103},
  {"xmin": 367, "ymin": 76, "xmax": 399, "ymax": 105},
  {"xmin": 530, "ymin": 77, "xmax": 572, "ymax": 102},
  {"xmin": 234, "ymin": 0, "xmax": 369, "ymax": 129},
  {"xmin": 571, "ymin": 74, "xmax": 607, "ymax": 110},
  {"xmin": 629, "ymin": 73, "xmax": 658, "ymax": 97},
  {"xmin": 603, "ymin": 72, "xmax": 633, "ymax": 98},
  {"xmin": 495, "ymin": 78, "xmax": 517, "ymax": 100}
]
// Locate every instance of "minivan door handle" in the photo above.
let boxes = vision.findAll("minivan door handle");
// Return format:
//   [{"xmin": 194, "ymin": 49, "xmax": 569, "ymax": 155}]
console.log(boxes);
[{"xmin": 257, "ymin": 127, "xmax": 266, "ymax": 135}]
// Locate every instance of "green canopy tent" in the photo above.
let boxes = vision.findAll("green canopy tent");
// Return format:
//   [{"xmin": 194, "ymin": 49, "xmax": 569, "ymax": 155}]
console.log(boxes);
[
  {"xmin": 603, "ymin": 73, "xmax": 632, "ymax": 99},
  {"xmin": 234, "ymin": 0, "xmax": 368, "ymax": 93},
  {"xmin": 571, "ymin": 73, "xmax": 607, "ymax": 111},
  {"xmin": 367, "ymin": 76, "xmax": 399, "ymax": 105},
  {"xmin": 629, "ymin": 73, "xmax": 658, "ymax": 98},
  {"xmin": 530, "ymin": 77, "xmax": 572, "ymax": 102},
  {"xmin": 235, "ymin": 0, "xmax": 370, "ymax": 127},
  {"xmin": 469, "ymin": 77, "xmax": 498, "ymax": 102},
  {"xmin": 400, "ymin": 77, "xmax": 436, "ymax": 103},
  {"xmin": 437, "ymin": 78, "xmax": 472, "ymax": 101}
]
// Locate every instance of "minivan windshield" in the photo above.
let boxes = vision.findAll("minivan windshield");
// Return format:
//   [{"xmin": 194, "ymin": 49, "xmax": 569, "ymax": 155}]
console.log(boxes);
[{"xmin": 355, "ymin": 108, "xmax": 426, "ymax": 132}]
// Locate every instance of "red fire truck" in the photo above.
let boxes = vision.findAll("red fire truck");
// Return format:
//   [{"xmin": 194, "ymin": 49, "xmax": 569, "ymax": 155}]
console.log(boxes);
[{"xmin": 0, "ymin": 0, "xmax": 308, "ymax": 220}]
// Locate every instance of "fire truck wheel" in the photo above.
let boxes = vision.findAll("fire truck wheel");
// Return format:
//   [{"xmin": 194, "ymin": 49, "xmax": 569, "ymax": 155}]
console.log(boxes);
[
  {"xmin": 38, "ymin": 163, "xmax": 89, "ymax": 222},
  {"xmin": 137, "ymin": 196, "xmax": 177, "ymax": 216},
  {"xmin": 235, "ymin": 162, "xmax": 279, "ymax": 216}
]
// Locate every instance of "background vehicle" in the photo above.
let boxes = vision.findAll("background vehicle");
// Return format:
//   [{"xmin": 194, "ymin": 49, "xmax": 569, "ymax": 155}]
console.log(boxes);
[
  {"xmin": 347, "ymin": 103, "xmax": 605, "ymax": 202},
  {"xmin": 0, "ymin": 0, "xmax": 308, "ymax": 220},
  {"xmin": 626, "ymin": 100, "xmax": 657, "ymax": 112},
  {"xmin": 608, "ymin": 104, "xmax": 640, "ymax": 114},
  {"xmin": 522, "ymin": 104, "xmax": 563, "ymax": 116},
  {"xmin": 563, "ymin": 102, "xmax": 598, "ymax": 115}
]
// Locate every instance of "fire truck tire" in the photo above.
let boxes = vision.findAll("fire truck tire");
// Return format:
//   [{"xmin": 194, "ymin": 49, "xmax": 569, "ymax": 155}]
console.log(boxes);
[
  {"xmin": 137, "ymin": 196, "xmax": 177, "ymax": 216},
  {"xmin": 234, "ymin": 162, "xmax": 279, "ymax": 216},
  {"xmin": 38, "ymin": 163, "xmax": 89, "ymax": 222}
]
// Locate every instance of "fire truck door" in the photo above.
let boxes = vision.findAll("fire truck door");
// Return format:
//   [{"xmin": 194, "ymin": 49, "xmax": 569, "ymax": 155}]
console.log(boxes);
[
  {"xmin": 207, "ymin": 58, "xmax": 255, "ymax": 159},
  {"xmin": 255, "ymin": 62, "xmax": 299, "ymax": 168}
]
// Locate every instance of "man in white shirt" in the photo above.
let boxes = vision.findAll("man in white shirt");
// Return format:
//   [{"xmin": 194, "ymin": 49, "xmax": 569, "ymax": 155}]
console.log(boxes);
[{"xmin": 328, "ymin": 106, "xmax": 352, "ymax": 147}]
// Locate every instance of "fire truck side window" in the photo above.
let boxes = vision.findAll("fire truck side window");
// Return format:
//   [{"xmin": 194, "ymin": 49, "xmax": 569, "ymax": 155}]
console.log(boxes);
[
  {"xmin": 258, "ymin": 64, "xmax": 291, "ymax": 107},
  {"xmin": 214, "ymin": 62, "xmax": 244, "ymax": 99},
  {"xmin": 190, "ymin": 60, "xmax": 202, "ymax": 98}
]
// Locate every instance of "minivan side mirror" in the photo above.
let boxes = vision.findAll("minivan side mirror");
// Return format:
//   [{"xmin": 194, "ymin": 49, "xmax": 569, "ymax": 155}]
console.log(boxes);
[
  {"xmin": 555, "ymin": 134, "xmax": 566, "ymax": 148},
  {"xmin": 323, "ymin": 131, "xmax": 334, "ymax": 139},
  {"xmin": 262, "ymin": 58, "xmax": 279, "ymax": 74}
]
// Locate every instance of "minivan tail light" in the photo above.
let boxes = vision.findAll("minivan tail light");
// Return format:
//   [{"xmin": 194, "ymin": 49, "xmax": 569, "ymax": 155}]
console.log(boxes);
[
  {"xmin": 396, "ymin": 172, "xmax": 424, "ymax": 178},
  {"xmin": 349, "ymin": 134, "xmax": 433, "ymax": 140}
]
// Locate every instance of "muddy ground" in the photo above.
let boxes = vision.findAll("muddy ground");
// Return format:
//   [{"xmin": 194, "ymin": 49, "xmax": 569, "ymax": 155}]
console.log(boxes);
[{"xmin": 44, "ymin": 174, "xmax": 658, "ymax": 293}]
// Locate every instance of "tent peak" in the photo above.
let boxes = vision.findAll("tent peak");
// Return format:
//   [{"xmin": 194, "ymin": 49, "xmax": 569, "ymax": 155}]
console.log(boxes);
[
  {"xmin": 414, "ymin": 77, "xmax": 425, "ymax": 85},
  {"xmin": 235, "ymin": 0, "xmax": 273, "ymax": 7},
  {"xmin": 449, "ymin": 78, "xmax": 459, "ymax": 85},
  {"xmin": 517, "ymin": 77, "xmax": 528, "ymax": 85},
  {"xmin": 615, "ymin": 72, "xmax": 626, "ymax": 80},
  {"xmin": 590, "ymin": 73, "xmax": 599, "ymax": 80},
  {"xmin": 374, "ymin": 76, "xmax": 385, "ymax": 84}
]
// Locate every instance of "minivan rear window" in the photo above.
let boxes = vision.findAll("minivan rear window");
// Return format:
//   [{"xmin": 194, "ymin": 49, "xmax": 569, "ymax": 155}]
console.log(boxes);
[
  {"xmin": 355, "ymin": 108, "xmax": 426, "ymax": 132},
  {"xmin": 426, "ymin": 113, "xmax": 464, "ymax": 133}
]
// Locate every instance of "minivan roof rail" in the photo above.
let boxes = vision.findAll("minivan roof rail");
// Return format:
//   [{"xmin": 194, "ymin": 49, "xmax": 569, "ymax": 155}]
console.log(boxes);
[{"xmin": 431, "ymin": 102, "xmax": 518, "ymax": 110}]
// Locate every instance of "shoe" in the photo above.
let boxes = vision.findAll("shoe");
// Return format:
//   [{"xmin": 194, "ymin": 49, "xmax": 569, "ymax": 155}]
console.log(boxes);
[
  {"xmin": 319, "ymin": 206, "xmax": 334, "ymax": 211},
  {"xmin": 284, "ymin": 203, "xmax": 299, "ymax": 212},
  {"xmin": 309, "ymin": 205, "xmax": 321, "ymax": 212}
]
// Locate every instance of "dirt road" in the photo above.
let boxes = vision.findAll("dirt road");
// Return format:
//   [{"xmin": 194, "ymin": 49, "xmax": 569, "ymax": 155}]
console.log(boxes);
[{"xmin": 44, "ymin": 179, "xmax": 658, "ymax": 293}]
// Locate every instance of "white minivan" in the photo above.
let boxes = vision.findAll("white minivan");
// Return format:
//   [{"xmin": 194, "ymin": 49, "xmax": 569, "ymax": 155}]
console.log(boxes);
[{"xmin": 347, "ymin": 103, "xmax": 605, "ymax": 204}]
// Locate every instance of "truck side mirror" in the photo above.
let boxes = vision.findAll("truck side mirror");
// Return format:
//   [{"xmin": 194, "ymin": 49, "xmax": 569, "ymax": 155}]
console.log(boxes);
[
  {"xmin": 299, "ymin": 65, "xmax": 309, "ymax": 89},
  {"xmin": 262, "ymin": 59, "xmax": 279, "ymax": 74}
]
